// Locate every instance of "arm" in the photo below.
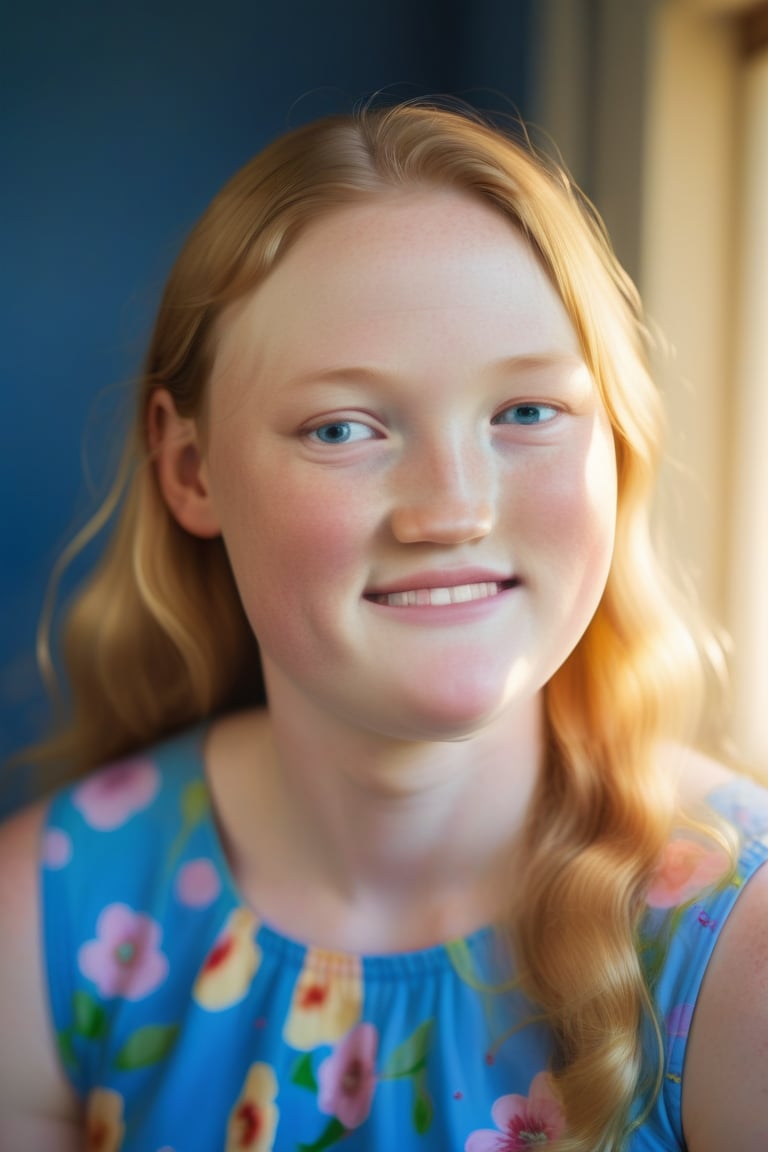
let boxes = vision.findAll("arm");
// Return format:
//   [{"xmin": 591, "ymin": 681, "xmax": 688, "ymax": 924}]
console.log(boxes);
[
  {"xmin": 682, "ymin": 858, "xmax": 768, "ymax": 1151},
  {"xmin": 0, "ymin": 801, "xmax": 82, "ymax": 1150}
]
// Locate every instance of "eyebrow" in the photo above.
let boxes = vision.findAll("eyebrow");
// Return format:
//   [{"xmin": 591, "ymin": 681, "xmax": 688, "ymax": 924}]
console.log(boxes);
[
  {"xmin": 491, "ymin": 353, "xmax": 586, "ymax": 373},
  {"xmin": 283, "ymin": 353, "xmax": 586, "ymax": 389}
]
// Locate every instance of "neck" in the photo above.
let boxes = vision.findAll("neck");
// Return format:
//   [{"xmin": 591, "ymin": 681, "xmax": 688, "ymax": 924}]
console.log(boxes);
[{"xmin": 213, "ymin": 672, "xmax": 543, "ymax": 951}]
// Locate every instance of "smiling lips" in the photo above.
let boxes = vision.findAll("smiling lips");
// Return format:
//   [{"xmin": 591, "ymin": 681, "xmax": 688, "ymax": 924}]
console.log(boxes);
[{"xmin": 368, "ymin": 579, "xmax": 517, "ymax": 607}]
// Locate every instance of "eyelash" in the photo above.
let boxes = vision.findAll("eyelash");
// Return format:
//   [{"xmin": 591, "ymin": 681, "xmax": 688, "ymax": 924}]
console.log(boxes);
[
  {"xmin": 307, "ymin": 420, "xmax": 376, "ymax": 445},
  {"xmin": 491, "ymin": 403, "xmax": 559, "ymax": 427},
  {"xmin": 306, "ymin": 403, "xmax": 560, "ymax": 446}
]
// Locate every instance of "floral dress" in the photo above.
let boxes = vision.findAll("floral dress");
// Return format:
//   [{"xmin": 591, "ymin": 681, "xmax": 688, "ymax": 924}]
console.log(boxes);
[{"xmin": 41, "ymin": 726, "xmax": 768, "ymax": 1151}]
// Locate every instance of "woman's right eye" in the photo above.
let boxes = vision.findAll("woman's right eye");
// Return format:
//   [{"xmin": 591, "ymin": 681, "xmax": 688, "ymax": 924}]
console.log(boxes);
[{"xmin": 307, "ymin": 421, "xmax": 375, "ymax": 444}]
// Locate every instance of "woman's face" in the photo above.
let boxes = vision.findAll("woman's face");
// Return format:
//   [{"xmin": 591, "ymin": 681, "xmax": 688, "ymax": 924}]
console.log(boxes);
[{"xmin": 201, "ymin": 190, "xmax": 617, "ymax": 741}]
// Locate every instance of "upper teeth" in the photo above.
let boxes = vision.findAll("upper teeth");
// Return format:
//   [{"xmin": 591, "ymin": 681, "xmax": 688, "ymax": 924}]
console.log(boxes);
[{"xmin": 377, "ymin": 581, "xmax": 501, "ymax": 607}]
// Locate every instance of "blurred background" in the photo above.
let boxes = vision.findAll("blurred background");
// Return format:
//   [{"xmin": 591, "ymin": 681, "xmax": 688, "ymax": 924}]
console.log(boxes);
[{"xmin": 2, "ymin": 0, "xmax": 766, "ymax": 813}]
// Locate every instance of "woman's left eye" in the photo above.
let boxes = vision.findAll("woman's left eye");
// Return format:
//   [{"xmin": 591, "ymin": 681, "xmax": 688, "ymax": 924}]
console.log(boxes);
[
  {"xmin": 491, "ymin": 403, "xmax": 559, "ymax": 427},
  {"xmin": 308, "ymin": 420, "xmax": 376, "ymax": 444}
]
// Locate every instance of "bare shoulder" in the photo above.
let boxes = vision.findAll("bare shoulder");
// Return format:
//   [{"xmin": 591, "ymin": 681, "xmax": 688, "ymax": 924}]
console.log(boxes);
[
  {"xmin": 658, "ymin": 744, "xmax": 768, "ymax": 1147},
  {"xmin": 0, "ymin": 800, "xmax": 82, "ymax": 1148},
  {"xmin": 682, "ymin": 853, "xmax": 768, "ymax": 1150}
]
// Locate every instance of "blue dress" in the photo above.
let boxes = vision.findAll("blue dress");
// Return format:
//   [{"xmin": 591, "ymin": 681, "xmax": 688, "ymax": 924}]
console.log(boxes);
[{"xmin": 40, "ymin": 725, "xmax": 768, "ymax": 1151}]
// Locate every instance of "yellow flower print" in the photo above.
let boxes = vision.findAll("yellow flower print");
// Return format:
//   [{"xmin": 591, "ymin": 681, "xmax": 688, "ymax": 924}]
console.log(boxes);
[
  {"xmin": 193, "ymin": 907, "xmax": 261, "ymax": 1010},
  {"xmin": 283, "ymin": 949, "xmax": 363, "ymax": 1051},
  {"xmin": 85, "ymin": 1087, "xmax": 125, "ymax": 1152},
  {"xmin": 225, "ymin": 1063, "xmax": 279, "ymax": 1151}
]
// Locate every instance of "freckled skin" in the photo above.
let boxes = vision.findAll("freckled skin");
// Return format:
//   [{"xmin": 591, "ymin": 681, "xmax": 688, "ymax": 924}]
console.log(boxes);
[{"xmin": 203, "ymin": 191, "xmax": 616, "ymax": 745}]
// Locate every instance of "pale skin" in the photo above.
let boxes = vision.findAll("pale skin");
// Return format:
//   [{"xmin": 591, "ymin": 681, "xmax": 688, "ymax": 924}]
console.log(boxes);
[{"xmin": 0, "ymin": 190, "xmax": 766, "ymax": 1149}]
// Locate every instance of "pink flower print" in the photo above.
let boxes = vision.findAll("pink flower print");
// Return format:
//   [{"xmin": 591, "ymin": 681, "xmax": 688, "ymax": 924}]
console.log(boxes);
[
  {"xmin": 317, "ymin": 1022, "xmax": 379, "ymax": 1129},
  {"xmin": 666, "ymin": 1002, "xmax": 694, "ymax": 1039},
  {"xmin": 78, "ymin": 903, "xmax": 169, "ymax": 1000},
  {"xmin": 73, "ymin": 757, "xmax": 160, "ymax": 830},
  {"xmin": 465, "ymin": 1071, "xmax": 566, "ymax": 1151},
  {"xmin": 176, "ymin": 858, "xmax": 221, "ymax": 907},
  {"xmin": 646, "ymin": 838, "xmax": 730, "ymax": 909},
  {"xmin": 42, "ymin": 827, "xmax": 72, "ymax": 869}
]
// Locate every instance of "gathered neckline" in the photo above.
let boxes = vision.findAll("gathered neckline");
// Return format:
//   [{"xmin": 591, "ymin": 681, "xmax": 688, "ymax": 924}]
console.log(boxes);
[{"xmin": 189, "ymin": 724, "xmax": 505, "ymax": 975}]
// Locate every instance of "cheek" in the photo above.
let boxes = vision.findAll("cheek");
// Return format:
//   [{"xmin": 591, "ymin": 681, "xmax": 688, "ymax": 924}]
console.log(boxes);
[
  {"xmin": 214, "ymin": 457, "xmax": 370, "ymax": 615},
  {"xmin": 511, "ymin": 430, "xmax": 617, "ymax": 580},
  {"xmin": 270, "ymin": 464, "xmax": 374, "ymax": 569},
  {"xmin": 567, "ymin": 437, "xmax": 617, "ymax": 598}
]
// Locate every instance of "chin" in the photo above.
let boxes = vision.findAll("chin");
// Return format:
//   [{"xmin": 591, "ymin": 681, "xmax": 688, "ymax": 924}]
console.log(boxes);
[{"xmin": 383, "ymin": 678, "xmax": 533, "ymax": 743}]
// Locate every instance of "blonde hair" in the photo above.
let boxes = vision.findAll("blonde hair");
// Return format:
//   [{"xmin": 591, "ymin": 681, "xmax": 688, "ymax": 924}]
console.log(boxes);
[{"xmin": 36, "ymin": 103, "xmax": 712, "ymax": 1148}]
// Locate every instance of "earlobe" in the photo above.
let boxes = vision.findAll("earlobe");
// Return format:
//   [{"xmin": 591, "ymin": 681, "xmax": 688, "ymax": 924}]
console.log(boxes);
[{"xmin": 147, "ymin": 389, "xmax": 222, "ymax": 539}]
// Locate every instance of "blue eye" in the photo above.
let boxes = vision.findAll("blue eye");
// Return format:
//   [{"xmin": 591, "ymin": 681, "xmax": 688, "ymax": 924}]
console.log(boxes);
[
  {"xmin": 309, "ymin": 420, "xmax": 374, "ymax": 444},
  {"xmin": 492, "ymin": 403, "xmax": 558, "ymax": 426}
]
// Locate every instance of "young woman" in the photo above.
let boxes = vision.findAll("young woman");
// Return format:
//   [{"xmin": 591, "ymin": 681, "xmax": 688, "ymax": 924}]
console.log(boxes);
[{"xmin": 1, "ymin": 102, "xmax": 766, "ymax": 1152}]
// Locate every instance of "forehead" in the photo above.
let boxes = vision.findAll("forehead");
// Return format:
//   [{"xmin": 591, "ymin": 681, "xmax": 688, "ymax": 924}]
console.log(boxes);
[{"xmin": 211, "ymin": 190, "xmax": 581, "ymax": 385}]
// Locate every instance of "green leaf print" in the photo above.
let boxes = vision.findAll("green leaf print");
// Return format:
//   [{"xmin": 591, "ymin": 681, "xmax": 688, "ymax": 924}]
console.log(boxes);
[
  {"xmin": 639, "ymin": 904, "xmax": 688, "ymax": 990},
  {"xmin": 166, "ymin": 780, "xmax": 211, "ymax": 875},
  {"xmin": 57, "ymin": 1029, "xmax": 77, "ymax": 1072},
  {"xmin": 72, "ymin": 990, "xmax": 109, "ymax": 1040},
  {"xmin": 445, "ymin": 937, "xmax": 475, "ymax": 983},
  {"xmin": 298, "ymin": 1117, "xmax": 347, "ymax": 1152},
  {"xmin": 412, "ymin": 1070, "xmax": 434, "ymax": 1134},
  {"xmin": 291, "ymin": 1052, "xmax": 319, "ymax": 1093},
  {"xmin": 382, "ymin": 1020, "xmax": 433, "ymax": 1080},
  {"xmin": 445, "ymin": 936, "xmax": 518, "ymax": 994},
  {"xmin": 182, "ymin": 780, "xmax": 209, "ymax": 826},
  {"xmin": 113, "ymin": 1023, "xmax": 180, "ymax": 1070}
]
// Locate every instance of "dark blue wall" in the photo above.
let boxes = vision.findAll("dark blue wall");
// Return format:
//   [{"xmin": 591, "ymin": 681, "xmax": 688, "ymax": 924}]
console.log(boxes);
[{"xmin": 1, "ymin": 0, "xmax": 533, "ymax": 812}]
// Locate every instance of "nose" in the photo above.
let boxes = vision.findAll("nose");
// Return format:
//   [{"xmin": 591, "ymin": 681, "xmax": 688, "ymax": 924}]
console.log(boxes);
[{"xmin": 389, "ymin": 437, "xmax": 495, "ymax": 545}]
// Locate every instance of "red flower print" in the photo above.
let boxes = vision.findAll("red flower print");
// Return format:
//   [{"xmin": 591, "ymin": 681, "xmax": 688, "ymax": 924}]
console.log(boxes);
[
  {"xmin": 84, "ymin": 1088, "xmax": 125, "ymax": 1152},
  {"xmin": 225, "ymin": 1063, "xmax": 279, "ymax": 1151},
  {"xmin": 300, "ymin": 982, "xmax": 330, "ymax": 1009},
  {"xmin": 193, "ymin": 907, "xmax": 261, "ymax": 1010},
  {"xmin": 283, "ymin": 949, "xmax": 362, "ymax": 1051},
  {"xmin": 233, "ymin": 1101, "xmax": 262, "ymax": 1145}
]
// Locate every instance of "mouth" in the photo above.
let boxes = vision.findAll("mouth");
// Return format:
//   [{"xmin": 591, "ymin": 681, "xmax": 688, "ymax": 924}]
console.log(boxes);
[{"xmin": 365, "ymin": 578, "xmax": 518, "ymax": 607}]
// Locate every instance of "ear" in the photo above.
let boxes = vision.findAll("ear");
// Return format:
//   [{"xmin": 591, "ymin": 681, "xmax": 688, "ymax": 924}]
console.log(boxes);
[{"xmin": 147, "ymin": 389, "xmax": 222, "ymax": 539}]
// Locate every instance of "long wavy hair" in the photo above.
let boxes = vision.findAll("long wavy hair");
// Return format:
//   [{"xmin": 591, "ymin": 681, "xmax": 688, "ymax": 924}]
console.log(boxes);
[{"xmin": 34, "ymin": 103, "xmax": 714, "ymax": 1148}]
